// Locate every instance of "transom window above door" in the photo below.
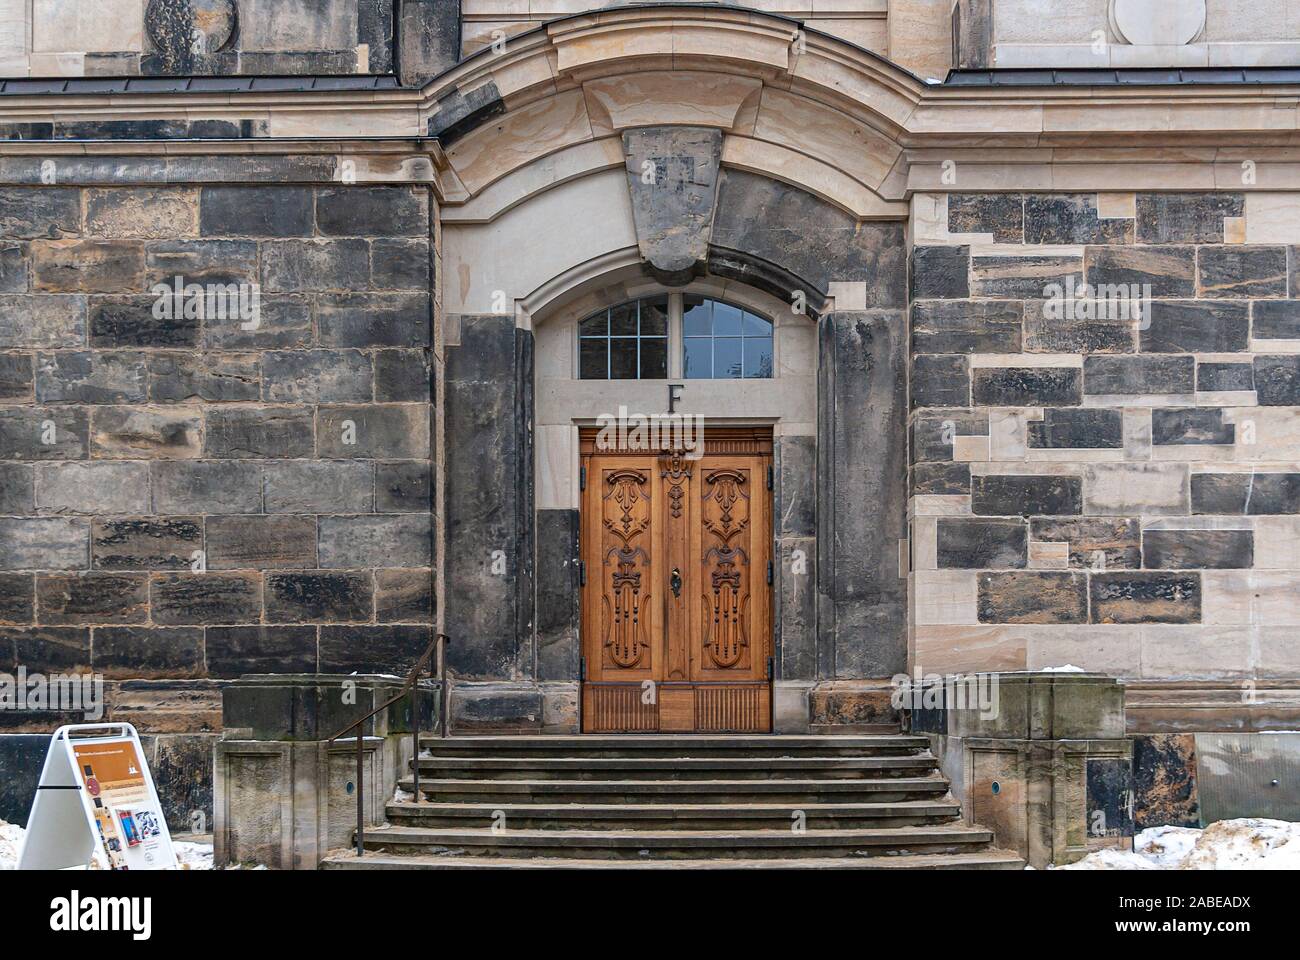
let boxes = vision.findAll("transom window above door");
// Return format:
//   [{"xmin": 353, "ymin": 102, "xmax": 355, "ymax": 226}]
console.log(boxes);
[{"xmin": 577, "ymin": 294, "xmax": 774, "ymax": 380}]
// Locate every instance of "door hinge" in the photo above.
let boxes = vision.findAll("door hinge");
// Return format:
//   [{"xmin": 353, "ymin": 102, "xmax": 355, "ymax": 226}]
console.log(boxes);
[
  {"xmin": 578, "ymin": 559, "xmax": 586, "ymax": 587},
  {"xmin": 767, "ymin": 560, "xmax": 774, "ymax": 585},
  {"xmin": 579, "ymin": 466, "xmax": 586, "ymax": 491},
  {"xmin": 767, "ymin": 465, "xmax": 774, "ymax": 490}
]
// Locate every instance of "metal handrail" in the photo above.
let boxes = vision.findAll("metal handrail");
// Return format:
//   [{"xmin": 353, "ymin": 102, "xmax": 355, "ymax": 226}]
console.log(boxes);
[{"xmin": 328, "ymin": 632, "xmax": 451, "ymax": 858}]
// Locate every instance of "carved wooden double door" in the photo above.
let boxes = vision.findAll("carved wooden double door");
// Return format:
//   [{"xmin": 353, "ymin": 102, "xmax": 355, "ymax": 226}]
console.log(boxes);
[{"xmin": 580, "ymin": 429, "xmax": 773, "ymax": 732}]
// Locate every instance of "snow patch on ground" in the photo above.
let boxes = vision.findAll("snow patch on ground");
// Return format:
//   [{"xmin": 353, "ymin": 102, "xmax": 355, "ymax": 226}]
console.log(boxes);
[
  {"xmin": 1, "ymin": 819, "xmax": 215, "ymax": 870},
  {"xmin": 1056, "ymin": 819, "xmax": 1300, "ymax": 870}
]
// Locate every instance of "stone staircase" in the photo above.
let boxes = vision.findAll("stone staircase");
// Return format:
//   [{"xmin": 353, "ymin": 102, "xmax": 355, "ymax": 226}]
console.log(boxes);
[{"xmin": 321, "ymin": 734, "xmax": 1025, "ymax": 870}]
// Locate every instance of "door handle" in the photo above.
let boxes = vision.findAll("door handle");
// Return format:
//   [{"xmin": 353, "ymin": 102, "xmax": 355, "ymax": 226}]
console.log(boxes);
[{"xmin": 670, "ymin": 568, "xmax": 682, "ymax": 598}]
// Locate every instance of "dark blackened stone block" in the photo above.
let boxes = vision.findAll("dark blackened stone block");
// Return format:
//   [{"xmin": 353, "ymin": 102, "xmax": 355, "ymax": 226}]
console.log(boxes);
[
  {"xmin": 948, "ymin": 194, "xmax": 1023, "ymax": 242},
  {"xmin": 0, "ymin": 407, "xmax": 87, "ymax": 460},
  {"xmin": 1085, "ymin": 246, "xmax": 1195, "ymax": 297},
  {"xmin": 0, "ymin": 243, "xmax": 28, "ymax": 292},
  {"xmin": 776, "ymin": 436, "xmax": 815, "ymax": 537},
  {"xmin": 1091, "ymin": 572, "xmax": 1201, "ymax": 623},
  {"xmin": 375, "ymin": 349, "xmax": 432, "ymax": 402},
  {"xmin": 143, "ymin": 238, "xmax": 257, "ymax": 288},
  {"xmin": 375, "ymin": 569, "xmax": 434, "ymax": 624},
  {"xmin": 151, "ymin": 573, "xmax": 262, "ymax": 625},
  {"xmin": 35, "ymin": 351, "xmax": 147, "ymax": 403},
  {"xmin": 205, "ymin": 516, "xmax": 316, "ymax": 570},
  {"xmin": 151, "ymin": 461, "xmax": 261, "ymax": 515},
  {"xmin": 204, "ymin": 406, "xmax": 313, "ymax": 458},
  {"xmin": 91, "ymin": 626, "xmax": 204, "ymax": 678},
  {"xmin": 912, "ymin": 462, "xmax": 971, "ymax": 495},
  {"xmin": 911, "ymin": 413, "xmax": 988, "ymax": 462},
  {"xmin": 1023, "ymin": 299, "xmax": 1136, "ymax": 353},
  {"xmin": 36, "ymin": 574, "xmax": 148, "ymax": 625},
  {"xmin": 315, "ymin": 187, "xmax": 429, "ymax": 238},
  {"xmin": 262, "ymin": 350, "xmax": 372, "ymax": 404},
  {"xmin": 1252, "ymin": 300, "xmax": 1300, "ymax": 340},
  {"xmin": 317, "ymin": 293, "xmax": 431, "ymax": 347},
  {"xmin": 1028, "ymin": 408, "xmax": 1123, "ymax": 449},
  {"xmin": 92, "ymin": 518, "xmax": 201, "ymax": 570},
  {"xmin": 199, "ymin": 186, "xmax": 314, "ymax": 238},
  {"xmin": 972, "ymin": 474, "xmax": 1083, "ymax": 517},
  {"xmin": 1152, "ymin": 408, "xmax": 1235, "ymax": 445},
  {"xmin": 971, "ymin": 255, "xmax": 1083, "ymax": 298},
  {"xmin": 911, "ymin": 300, "xmax": 1022, "ymax": 354},
  {"xmin": 90, "ymin": 295, "xmax": 199, "ymax": 348},
  {"xmin": 911, "ymin": 246, "xmax": 969, "ymax": 299},
  {"xmin": 358, "ymin": 0, "xmax": 396, "ymax": 73},
  {"xmin": 978, "ymin": 571, "xmax": 1088, "ymax": 624},
  {"xmin": 400, "ymin": 0, "xmax": 465, "ymax": 86},
  {"xmin": 148, "ymin": 352, "xmax": 260, "ymax": 402},
  {"xmin": 143, "ymin": 0, "xmax": 238, "ymax": 75},
  {"xmin": 1143, "ymin": 529, "xmax": 1253, "ymax": 569},
  {"xmin": 1254, "ymin": 355, "xmax": 1300, "ymax": 405},
  {"xmin": 0, "ymin": 735, "xmax": 47, "ymax": 824},
  {"xmin": 371, "ymin": 238, "xmax": 431, "ymax": 290},
  {"xmin": 376, "ymin": 461, "xmax": 432, "ymax": 512},
  {"xmin": 205, "ymin": 626, "xmax": 317, "ymax": 679},
  {"xmin": 1136, "ymin": 194, "xmax": 1243, "ymax": 243},
  {"xmin": 263, "ymin": 460, "xmax": 373, "ymax": 514},
  {"xmin": 1196, "ymin": 361, "xmax": 1254, "ymax": 393},
  {"xmin": 912, "ymin": 355, "xmax": 970, "ymax": 408},
  {"xmin": 318, "ymin": 515, "xmax": 431, "ymax": 568},
  {"xmin": 239, "ymin": 51, "xmax": 356, "ymax": 74},
  {"xmin": 1084, "ymin": 355, "xmax": 1194, "ymax": 395},
  {"xmin": 1292, "ymin": 246, "xmax": 1300, "ymax": 298},
  {"xmin": 1140, "ymin": 300, "xmax": 1248, "ymax": 353},
  {"xmin": 7, "ymin": 626, "xmax": 91, "ymax": 672},
  {"xmin": 259, "ymin": 239, "xmax": 369, "ymax": 294},
  {"xmin": 1191, "ymin": 472, "xmax": 1300, "ymax": 515},
  {"xmin": 55, "ymin": 120, "xmax": 188, "ymax": 140},
  {"xmin": 152, "ymin": 734, "xmax": 216, "ymax": 834},
  {"xmin": 0, "ymin": 573, "xmax": 33, "ymax": 624},
  {"xmin": 1132, "ymin": 734, "xmax": 1200, "ymax": 830},
  {"xmin": 0, "ymin": 353, "xmax": 32, "ymax": 401},
  {"xmin": 265, "ymin": 572, "xmax": 371, "ymax": 624},
  {"xmin": 1030, "ymin": 517, "xmax": 1142, "ymax": 569},
  {"xmin": 1085, "ymin": 757, "xmax": 1135, "ymax": 841},
  {"xmin": 0, "ymin": 188, "xmax": 80, "ymax": 239},
  {"xmin": 201, "ymin": 296, "xmax": 312, "ymax": 351},
  {"xmin": 0, "ymin": 463, "xmax": 32, "ymax": 512},
  {"xmin": 1025, "ymin": 194, "xmax": 1133, "ymax": 244},
  {"xmin": 318, "ymin": 405, "xmax": 430, "ymax": 459},
  {"xmin": 319, "ymin": 624, "xmax": 433, "ymax": 675},
  {"xmin": 937, "ymin": 518, "xmax": 1027, "ymax": 568},
  {"xmin": 971, "ymin": 366, "xmax": 1082, "ymax": 406},
  {"xmin": 1198, "ymin": 246, "xmax": 1288, "ymax": 298},
  {"xmin": 535, "ymin": 509, "xmax": 578, "ymax": 680}
]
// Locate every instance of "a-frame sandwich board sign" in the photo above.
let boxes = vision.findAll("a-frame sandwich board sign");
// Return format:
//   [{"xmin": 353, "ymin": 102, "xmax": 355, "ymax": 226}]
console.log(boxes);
[{"xmin": 17, "ymin": 723, "xmax": 178, "ymax": 870}]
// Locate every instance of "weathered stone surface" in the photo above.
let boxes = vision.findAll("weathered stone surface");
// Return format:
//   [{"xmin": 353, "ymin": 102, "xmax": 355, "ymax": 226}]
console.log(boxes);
[
  {"xmin": 144, "ymin": 0, "xmax": 238, "ymax": 75},
  {"xmin": 375, "ymin": 568, "xmax": 433, "ymax": 624},
  {"xmin": 1026, "ymin": 195, "xmax": 1133, "ymax": 244},
  {"xmin": 35, "ymin": 351, "xmax": 147, "ymax": 403},
  {"xmin": 1252, "ymin": 300, "xmax": 1300, "ymax": 340},
  {"xmin": 398, "ymin": 0, "xmax": 464, "ymax": 85},
  {"xmin": 375, "ymin": 461, "xmax": 431, "ymax": 512},
  {"xmin": 205, "ymin": 626, "xmax": 317, "ymax": 679},
  {"xmin": 1030, "ymin": 518, "xmax": 1142, "ymax": 570},
  {"xmin": 151, "ymin": 461, "xmax": 261, "ymax": 515},
  {"xmin": 89, "ymin": 296, "xmax": 199, "ymax": 349},
  {"xmin": 1136, "ymin": 194, "xmax": 1243, "ymax": 244},
  {"xmin": 31, "ymin": 240, "xmax": 145, "ymax": 294},
  {"xmin": 370, "ymin": 238, "xmax": 430, "ymax": 291},
  {"xmin": 265, "ymin": 572, "xmax": 370, "ymax": 623},
  {"xmin": 1028, "ymin": 408, "xmax": 1123, "ymax": 449},
  {"xmin": 0, "ymin": 518, "xmax": 88, "ymax": 570},
  {"xmin": 911, "ymin": 300, "xmax": 1022, "ymax": 353},
  {"xmin": 1140, "ymin": 300, "xmax": 1249, "ymax": 353},
  {"xmin": 7, "ymin": 627, "xmax": 91, "ymax": 672},
  {"xmin": 316, "ymin": 293, "xmax": 431, "ymax": 347},
  {"xmin": 0, "ymin": 407, "xmax": 87, "ymax": 460},
  {"xmin": 0, "ymin": 189, "xmax": 79, "ymax": 240},
  {"xmin": 1085, "ymin": 246, "xmax": 1195, "ymax": 297},
  {"xmin": 259, "ymin": 239, "xmax": 369, "ymax": 293},
  {"xmin": 1196, "ymin": 361, "xmax": 1254, "ymax": 393},
  {"xmin": 201, "ymin": 296, "xmax": 312, "ymax": 351},
  {"xmin": 1084, "ymin": 463, "xmax": 1189, "ymax": 516},
  {"xmin": 151, "ymin": 573, "xmax": 262, "ymax": 625},
  {"xmin": 199, "ymin": 186, "xmax": 313, "ymax": 237},
  {"xmin": 205, "ymin": 406, "xmax": 314, "ymax": 458},
  {"xmin": 85, "ymin": 188, "xmax": 198, "ymax": 239},
  {"xmin": 1198, "ymin": 246, "xmax": 1287, "ymax": 298},
  {"xmin": 970, "ymin": 255, "xmax": 1082, "ymax": 298},
  {"xmin": 319, "ymin": 624, "xmax": 432, "ymax": 675},
  {"xmin": 93, "ymin": 626, "xmax": 205, "ymax": 679},
  {"xmin": 912, "ymin": 412, "xmax": 988, "ymax": 462},
  {"xmin": 0, "ymin": 354, "xmax": 32, "ymax": 401},
  {"xmin": 911, "ymin": 354, "xmax": 970, "ymax": 408},
  {"xmin": 37, "ymin": 573, "xmax": 148, "ymax": 624},
  {"xmin": 263, "ymin": 460, "xmax": 374, "ymax": 514},
  {"xmin": 1151, "ymin": 408, "xmax": 1235, "ymax": 446},
  {"xmin": 317, "ymin": 515, "xmax": 431, "ymax": 569},
  {"xmin": 205, "ymin": 516, "xmax": 316, "ymax": 570},
  {"xmin": 0, "ymin": 574, "xmax": 33, "ymax": 625},
  {"xmin": 1254, "ymin": 355, "xmax": 1300, "ymax": 405},
  {"xmin": 978, "ymin": 571, "xmax": 1088, "ymax": 624},
  {"xmin": 1143, "ymin": 529, "xmax": 1254, "ymax": 569},
  {"xmin": 316, "ymin": 186, "xmax": 428, "ymax": 238},
  {"xmin": 1091, "ymin": 573, "xmax": 1202, "ymax": 624},
  {"xmin": 1132, "ymin": 734, "xmax": 1200, "ymax": 829},
  {"xmin": 913, "ymin": 462, "xmax": 971, "ymax": 496},
  {"xmin": 317, "ymin": 405, "xmax": 429, "ymax": 458},
  {"xmin": 948, "ymin": 194, "xmax": 1023, "ymax": 242},
  {"xmin": 937, "ymin": 518, "xmax": 1027, "ymax": 569},
  {"xmin": 143, "ymin": 239, "xmax": 258, "ymax": 288},
  {"xmin": 972, "ymin": 474, "xmax": 1083, "ymax": 517},
  {"xmin": 374, "ymin": 349, "xmax": 431, "ymax": 402},
  {"xmin": 0, "ymin": 463, "xmax": 33, "ymax": 513},
  {"xmin": 35, "ymin": 462, "xmax": 149, "ymax": 515},
  {"xmin": 148, "ymin": 353, "xmax": 260, "ymax": 402},
  {"xmin": 0, "ymin": 295, "xmax": 86, "ymax": 348},
  {"xmin": 0, "ymin": 244, "xmax": 26, "ymax": 294},
  {"xmin": 262, "ymin": 350, "xmax": 372, "ymax": 403},
  {"xmin": 972, "ymin": 366, "xmax": 1082, "ymax": 406},
  {"xmin": 90, "ymin": 406, "xmax": 202, "ymax": 459},
  {"xmin": 1084, "ymin": 356, "xmax": 1195, "ymax": 396},
  {"xmin": 92, "ymin": 518, "xmax": 201, "ymax": 571},
  {"xmin": 1023, "ymin": 299, "xmax": 1137, "ymax": 354},
  {"xmin": 1191, "ymin": 473, "xmax": 1300, "ymax": 515},
  {"xmin": 911, "ymin": 245, "xmax": 970, "ymax": 299}
]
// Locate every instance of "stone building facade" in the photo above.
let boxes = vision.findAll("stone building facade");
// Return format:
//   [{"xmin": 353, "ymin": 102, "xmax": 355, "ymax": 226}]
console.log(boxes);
[{"xmin": 0, "ymin": 1, "xmax": 1298, "ymax": 832}]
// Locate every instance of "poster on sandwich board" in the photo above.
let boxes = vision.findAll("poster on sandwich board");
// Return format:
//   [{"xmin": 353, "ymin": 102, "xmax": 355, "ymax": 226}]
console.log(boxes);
[{"xmin": 17, "ymin": 723, "xmax": 178, "ymax": 871}]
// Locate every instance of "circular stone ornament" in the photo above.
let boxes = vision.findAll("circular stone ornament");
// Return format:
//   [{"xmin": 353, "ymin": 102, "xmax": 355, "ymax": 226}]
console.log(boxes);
[
  {"xmin": 145, "ymin": 0, "xmax": 238, "ymax": 58},
  {"xmin": 1109, "ymin": 0, "xmax": 1206, "ymax": 46}
]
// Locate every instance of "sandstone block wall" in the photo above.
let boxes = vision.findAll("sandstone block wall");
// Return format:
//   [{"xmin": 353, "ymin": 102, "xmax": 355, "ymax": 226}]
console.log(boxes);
[{"xmin": 910, "ymin": 191, "xmax": 1300, "ymax": 684}]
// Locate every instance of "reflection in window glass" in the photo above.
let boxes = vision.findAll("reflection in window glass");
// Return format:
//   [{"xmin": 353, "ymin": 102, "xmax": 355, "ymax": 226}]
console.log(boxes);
[
  {"xmin": 577, "ymin": 296, "xmax": 669, "ymax": 379},
  {"xmin": 682, "ymin": 297, "xmax": 773, "ymax": 379}
]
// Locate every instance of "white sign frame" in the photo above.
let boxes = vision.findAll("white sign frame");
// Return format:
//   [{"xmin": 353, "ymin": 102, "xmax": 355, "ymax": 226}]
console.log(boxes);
[{"xmin": 17, "ymin": 723, "xmax": 178, "ymax": 871}]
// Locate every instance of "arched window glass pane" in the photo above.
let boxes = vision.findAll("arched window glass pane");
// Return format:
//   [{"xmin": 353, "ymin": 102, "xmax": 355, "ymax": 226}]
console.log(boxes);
[
  {"xmin": 682, "ymin": 297, "xmax": 773, "ymax": 380},
  {"xmin": 577, "ymin": 296, "xmax": 669, "ymax": 379}
]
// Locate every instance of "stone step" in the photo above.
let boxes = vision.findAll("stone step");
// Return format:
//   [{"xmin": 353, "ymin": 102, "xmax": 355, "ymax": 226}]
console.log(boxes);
[
  {"xmin": 324, "ymin": 850, "xmax": 1026, "ymax": 870},
  {"xmin": 410, "ymin": 755, "xmax": 938, "ymax": 780},
  {"xmin": 385, "ymin": 799, "xmax": 963, "ymax": 830},
  {"xmin": 416, "ymin": 735, "xmax": 928, "ymax": 758},
  {"xmin": 398, "ymin": 776, "xmax": 952, "ymax": 804},
  {"xmin": 354, "ymin": 824, "xmax": 996, "ymax": 860}
]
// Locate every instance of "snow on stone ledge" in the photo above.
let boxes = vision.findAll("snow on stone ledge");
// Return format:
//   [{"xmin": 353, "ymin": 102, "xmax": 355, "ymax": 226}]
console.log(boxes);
[{"xmin": 1056, "ymin": 819, "xmax": 1300, "ymax": 870}]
